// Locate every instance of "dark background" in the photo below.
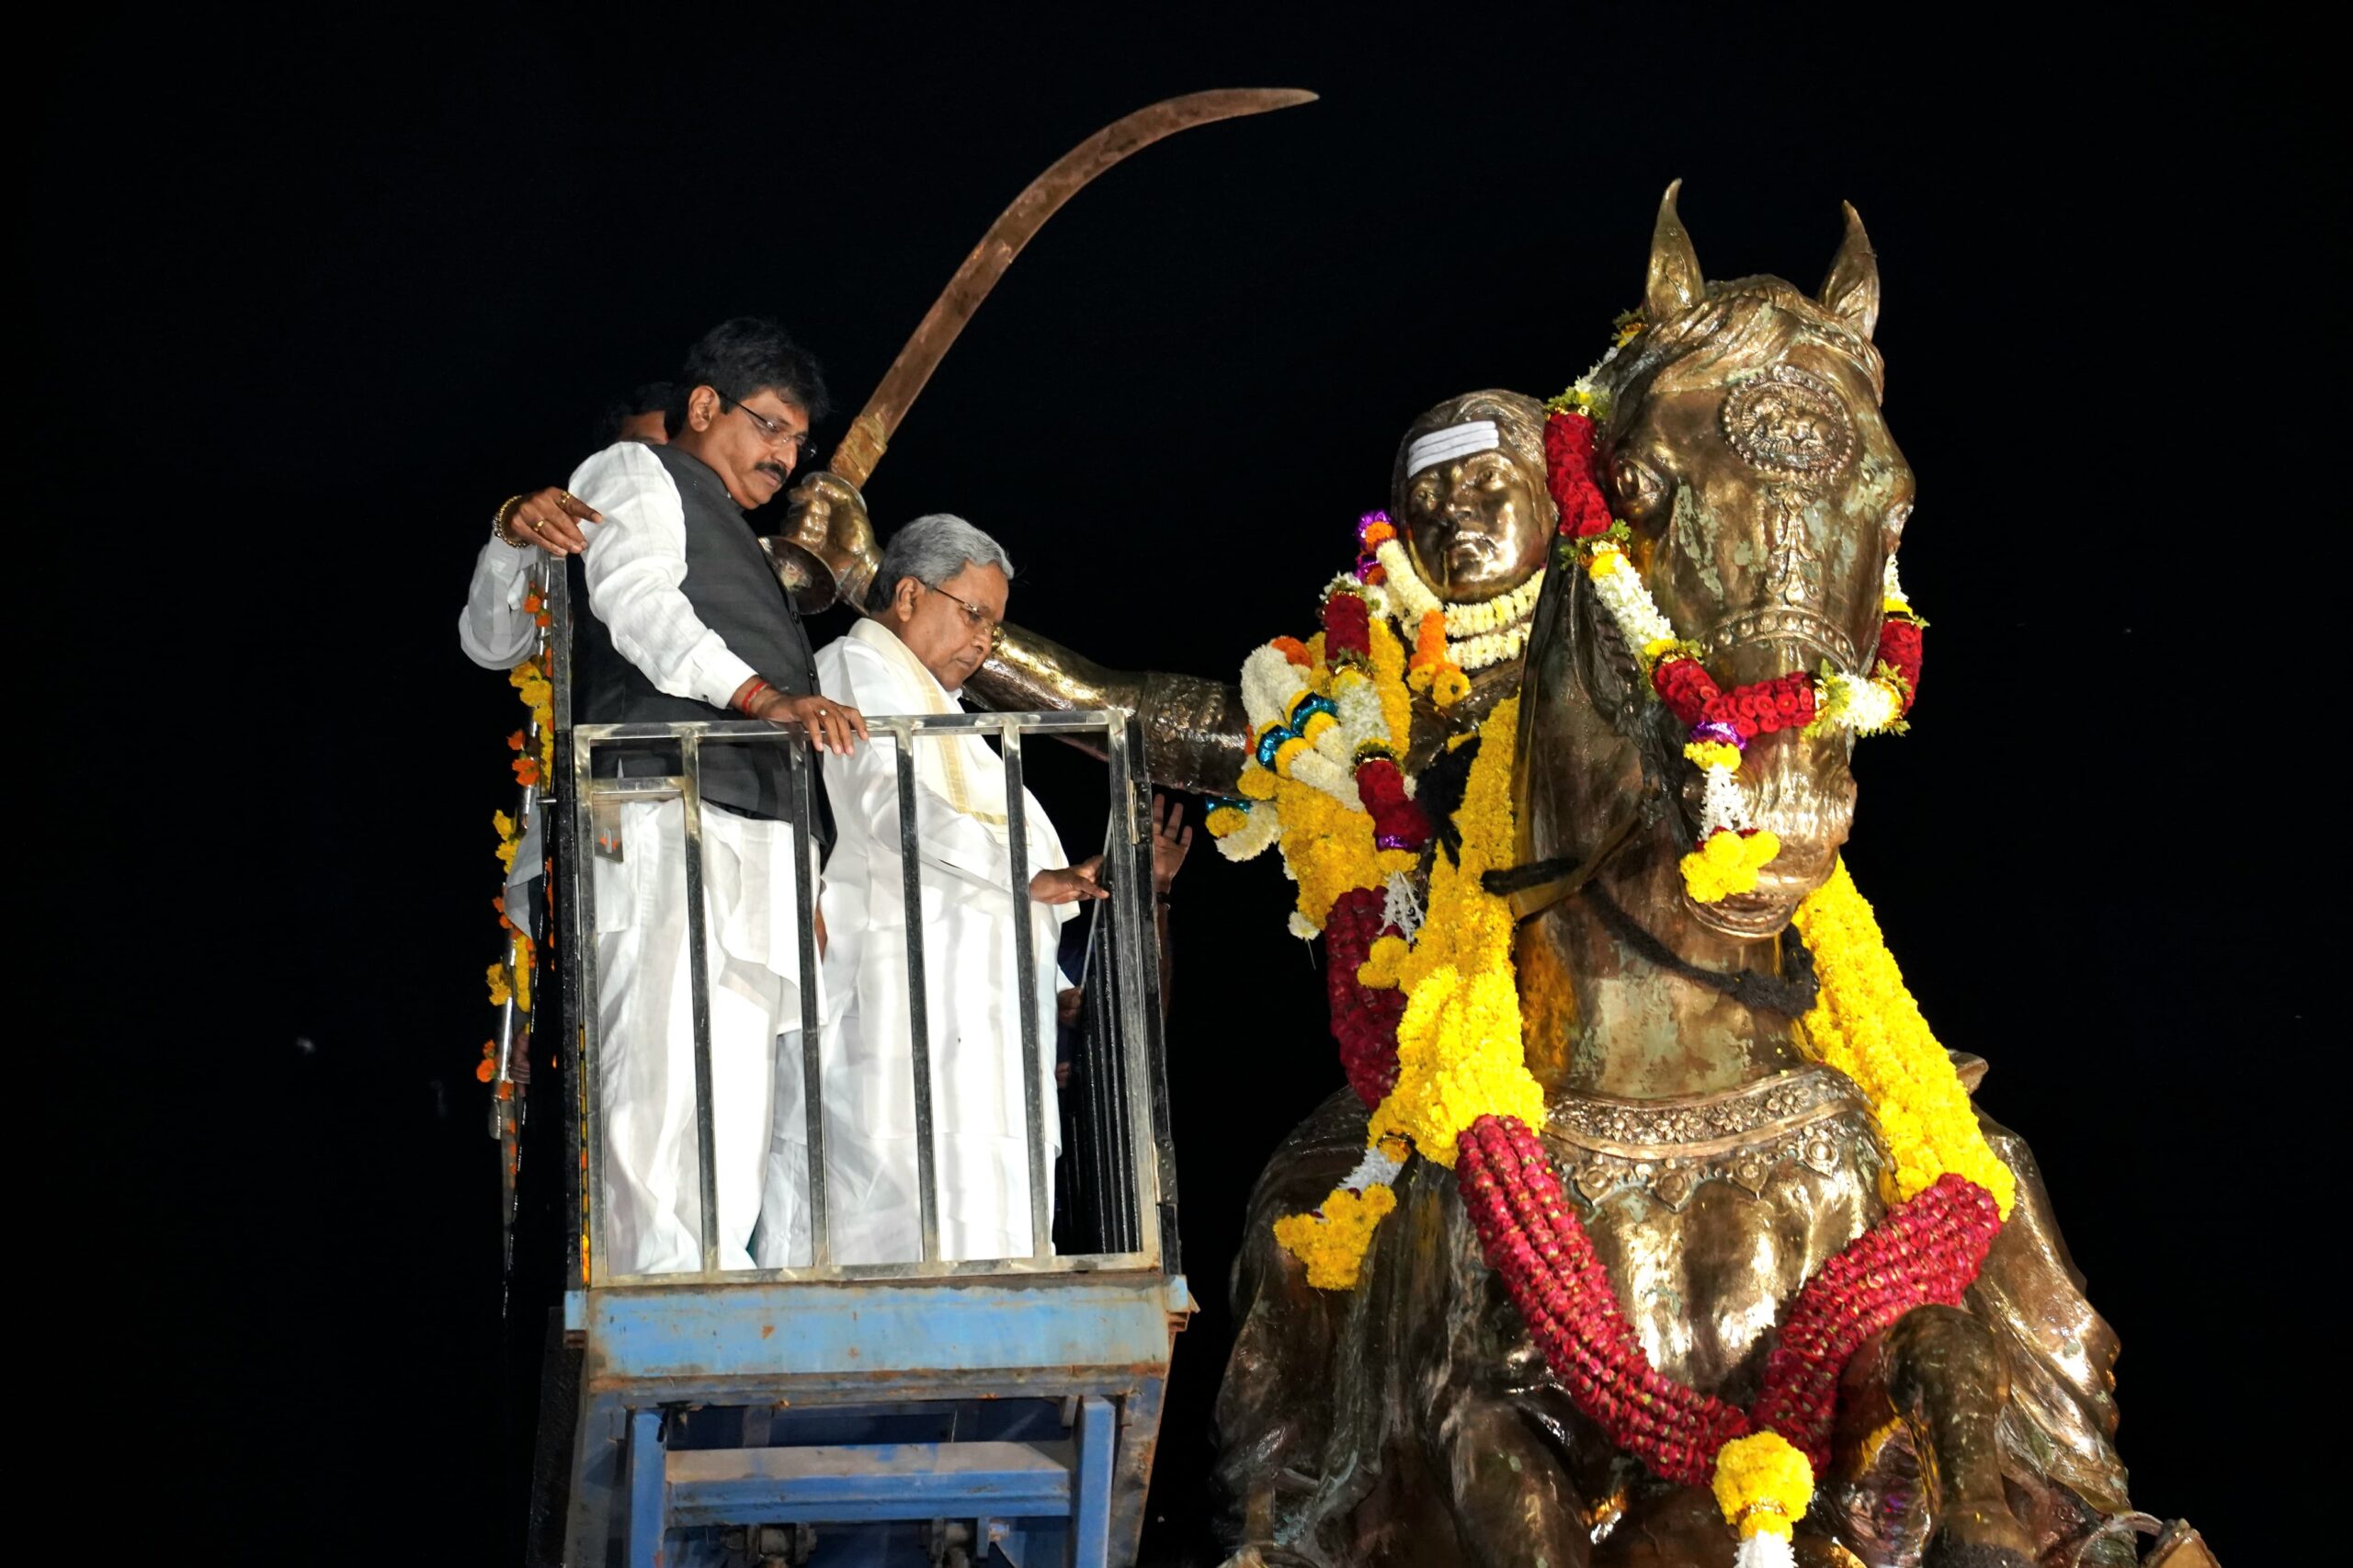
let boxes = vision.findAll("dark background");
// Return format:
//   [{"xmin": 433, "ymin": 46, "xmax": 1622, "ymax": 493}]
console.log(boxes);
[{"xmin": 27, "ymin": 8, "xmax": 2323, "ymax": 1564}]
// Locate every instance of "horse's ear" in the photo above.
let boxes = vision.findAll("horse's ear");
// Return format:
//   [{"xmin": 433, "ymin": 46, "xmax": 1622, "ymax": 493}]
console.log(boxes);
[
  {"xmin": 1819, "ymin": 201, "xmax": 1881, "ymax": 340},
  {"xmin": 1645, "ymin": 178, "xmax": 1705, "ymax": 322}
]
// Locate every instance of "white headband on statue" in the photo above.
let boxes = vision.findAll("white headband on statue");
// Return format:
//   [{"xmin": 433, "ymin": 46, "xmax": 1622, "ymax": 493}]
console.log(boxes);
[{"xmin": 1404, "ymin": 419, "xmax": 1501, "ymax": 477}]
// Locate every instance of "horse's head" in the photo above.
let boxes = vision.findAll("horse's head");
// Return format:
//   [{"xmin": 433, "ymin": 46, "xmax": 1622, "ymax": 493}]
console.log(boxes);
[{"xmin": 1529, "ymin": 185, "xmax": 1912, "ymax": 939}]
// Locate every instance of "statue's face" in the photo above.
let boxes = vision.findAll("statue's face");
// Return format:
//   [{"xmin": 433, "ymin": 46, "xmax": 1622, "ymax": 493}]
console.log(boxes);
[{"xmin": 1402, "ymin": 448, "xmax": 1551, "ymax": 604}]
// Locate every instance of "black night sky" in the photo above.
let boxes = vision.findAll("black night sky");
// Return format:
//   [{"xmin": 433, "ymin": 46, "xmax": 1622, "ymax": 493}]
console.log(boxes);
[{"xmin": 30, "ymin": 9, "xmax": 2320, "ymax": 1565}]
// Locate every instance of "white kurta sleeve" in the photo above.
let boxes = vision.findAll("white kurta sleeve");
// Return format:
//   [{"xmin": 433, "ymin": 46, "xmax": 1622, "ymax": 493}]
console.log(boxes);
[
  {"xmin": 458, "ymin": 535, "xmax": 542, "ymax": 670},
  {"xmin": 571, "ymin": 443, "xmax": 759, "ymax": 710}
]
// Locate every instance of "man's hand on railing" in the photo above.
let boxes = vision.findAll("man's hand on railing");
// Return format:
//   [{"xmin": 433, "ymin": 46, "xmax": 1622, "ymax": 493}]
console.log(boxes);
[
  {"xmin": 1150, "ymin": 793, "xmax": 1194, "ymax": 896},
  {"xmin": 733, "ymin": 679, "xmax": 870, "ymax": 755},
  {"xmin": 494, "ymin": 485, "xmax": 599, "ymax": 555},
  {"xmin": 1031, "ymin": 856, "xmax": 1109, "ymax": 905}
]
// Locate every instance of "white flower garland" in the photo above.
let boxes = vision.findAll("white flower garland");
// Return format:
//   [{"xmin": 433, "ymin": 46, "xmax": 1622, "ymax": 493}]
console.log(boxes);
[
  {"xmin": 1239, "ymin": 640, "xmax": 1395, "ymax": 811},
  {"xmin": 1371, "ymin": 539, "xmax": 1545, "ymax": 673},
  {"xmin": 1212, "ymin": 802, "xmax": 1281, "ymax": 862}
]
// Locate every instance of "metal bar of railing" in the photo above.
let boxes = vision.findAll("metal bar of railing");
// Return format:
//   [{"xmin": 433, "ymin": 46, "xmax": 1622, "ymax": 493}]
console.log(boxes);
[
  {"xmin": 560, "ymin": 709, "xmax": 1167, "ymax": 1287},
  {"xmin": 678, "ymin": 734, "xmax": 723, "ymax": 1277},
  {"xmin": 567, "ymin": 727, "xmax": 607, "ymax": 1289},
  {"xmin": 1075, "ymin": 925, "xmax": 1123, "ymax": 1253},
  {"xmin": 1104, "ymin": 724, "xmax": 1163, "ymax": 1263},
  {"xmin": 997, "ymin": 720, "xmax": 1053, "ymax": 1259},
  {"xmin": 891, "ymin": 722, "xmax": 943, "ymax": 1264},
  {"xmin": 1125, "ymin": 714, "xmax": 1182, "ymax": 1272},
  {"xmin": 1086, "ymin": 805, "xmax": 1136, "ymax": 1254},
  {"xmin": 788, "ymin": 741, "xmax": 829, "ymax": 1268}
]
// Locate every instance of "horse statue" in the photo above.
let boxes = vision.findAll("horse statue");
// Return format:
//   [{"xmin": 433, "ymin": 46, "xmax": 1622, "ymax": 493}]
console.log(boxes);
[{"xmin": 1198, "ymin": 188, "xmax": 2213, "ymax": 1567}]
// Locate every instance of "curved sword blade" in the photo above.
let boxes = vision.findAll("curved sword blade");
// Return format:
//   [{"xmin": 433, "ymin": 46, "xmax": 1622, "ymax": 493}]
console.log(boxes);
[{"xmin": 826, "ymin": 86, "xmax": 1316, "ymax": 488}]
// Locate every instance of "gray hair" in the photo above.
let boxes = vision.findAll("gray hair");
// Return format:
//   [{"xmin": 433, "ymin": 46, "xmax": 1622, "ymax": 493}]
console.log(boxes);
[{"xmin": 866, "ymin": 513, "xmax": 1017, "ymax": 614}]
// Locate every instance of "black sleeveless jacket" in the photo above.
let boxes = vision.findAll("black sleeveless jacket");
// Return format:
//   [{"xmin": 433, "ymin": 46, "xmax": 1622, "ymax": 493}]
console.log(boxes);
[{"xmin": 570, "ymin": 443, "xmax": 823, "ymax": 829}]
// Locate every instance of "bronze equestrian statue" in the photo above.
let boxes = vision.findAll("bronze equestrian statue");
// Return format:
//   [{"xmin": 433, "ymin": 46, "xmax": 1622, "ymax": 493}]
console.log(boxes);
[{"xmin": 779, "ymin": 185, "xmax": 2214, "ymax": 1568}]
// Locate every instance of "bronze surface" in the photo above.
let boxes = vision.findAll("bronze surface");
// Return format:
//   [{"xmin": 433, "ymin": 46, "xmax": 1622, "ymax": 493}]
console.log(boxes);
[{"xmin": 1202, "ymin": 188, "xmax": 2192, "ymax": 1567}]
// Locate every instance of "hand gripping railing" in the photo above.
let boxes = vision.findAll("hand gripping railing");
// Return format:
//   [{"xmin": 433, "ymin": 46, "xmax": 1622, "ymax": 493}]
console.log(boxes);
[{"xmin": 555, "ymin": 704, "xmax": 1172, "ymax": 1290}]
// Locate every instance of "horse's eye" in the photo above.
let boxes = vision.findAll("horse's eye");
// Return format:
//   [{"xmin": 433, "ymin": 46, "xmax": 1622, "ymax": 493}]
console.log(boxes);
[{"xmin": 1613, "ymin": 455, "xmax": 1666, "ymax": 524}]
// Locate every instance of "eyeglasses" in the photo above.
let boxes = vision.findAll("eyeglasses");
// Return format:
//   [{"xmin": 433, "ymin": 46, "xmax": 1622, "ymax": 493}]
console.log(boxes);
[
  {"xmin": 729, "ymin": 397, "xmax": 820, "ymax": 462},
  {"xmin": 922, "ymin": 581, "xmax": 1003, "ymax": 646}
]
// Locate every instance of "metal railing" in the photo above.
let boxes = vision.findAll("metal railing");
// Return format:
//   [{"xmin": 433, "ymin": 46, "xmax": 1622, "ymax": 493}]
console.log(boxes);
[{"xmin": 532, "ymin": 566, "xmax": 1175, "ymax": 1290}]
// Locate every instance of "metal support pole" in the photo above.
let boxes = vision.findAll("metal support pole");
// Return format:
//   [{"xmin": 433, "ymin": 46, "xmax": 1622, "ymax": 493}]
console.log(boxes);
[
  {"xmin": 998, "ymin": 722, "xmax": 1053, "ymax": 1257},
  {"xmin": 892, "ymin": 725, "xmax": 942, "ymax": 1263},
  {"xmin": 1072, "ymin": 1395, "xmax": 1116, "ymax": 1568},
  {"xmin": 624, "ymin": 1408, "xmax": 667, "ymax": 1568},
  {"xmin": 679, "ymin": 734, "xmax": 723, "ymax": 1278},
  {"xmin": 789, "ymin": 740, "xmax": 829, "ymax": 1267}
]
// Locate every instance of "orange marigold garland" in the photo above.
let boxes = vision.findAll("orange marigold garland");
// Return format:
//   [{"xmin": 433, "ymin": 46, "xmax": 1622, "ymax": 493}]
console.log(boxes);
[{"xmin": 483, "ymin": 634, "xmax": 554, "ymax": 1077}]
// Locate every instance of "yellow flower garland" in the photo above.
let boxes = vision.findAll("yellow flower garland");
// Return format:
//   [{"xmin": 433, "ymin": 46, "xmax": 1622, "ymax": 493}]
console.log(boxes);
[
  {"xmin": 1790, "ymin": 858, "xmax": 2016, "ymax": 1219},
  {"xmin": 1271, "ymin": 1182, "xmax": 1397, "ymax": 1290},
  {"xmin": 1711, "ymin": 1430, "xmax": 1813, "ymax": 1551},
  {"xmin": 1366, "ymin": 697, "xmax": 1548, "ymax": 1167},
  {"xmin": 1680, "ymin": 827, "xmax": 1782, "ymax": 903}
]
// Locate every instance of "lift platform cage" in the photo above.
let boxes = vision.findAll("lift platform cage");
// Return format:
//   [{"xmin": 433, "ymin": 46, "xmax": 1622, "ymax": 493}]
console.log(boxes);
[{"xmin": 487, "ymin": 559, "xmax": 1188, "ymax": 1568}]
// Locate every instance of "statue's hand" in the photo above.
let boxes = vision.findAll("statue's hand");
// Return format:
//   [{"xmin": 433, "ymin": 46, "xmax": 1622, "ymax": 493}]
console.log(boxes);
[{"xmin": 767, "ymin": 471, "xmax": 881, "ymax": 614}]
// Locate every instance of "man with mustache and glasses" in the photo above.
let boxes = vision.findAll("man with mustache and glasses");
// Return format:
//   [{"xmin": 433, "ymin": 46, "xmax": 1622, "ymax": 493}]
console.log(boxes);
[{"xmin": 560, "ymin": 316, "xmax": 870, "ymax": 1276}]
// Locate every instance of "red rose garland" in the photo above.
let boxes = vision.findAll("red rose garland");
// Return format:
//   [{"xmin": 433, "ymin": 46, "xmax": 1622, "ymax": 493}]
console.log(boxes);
[
  {"xmin": 1456, "ymin": 1113, "xmax": 2001, "ymax": 1483},
  {"xmin": 1541, "ymin": 410, "xmax": 1925, "ymax": 741},
  {"xmin": 1323, "ymin": 885, "xmax": 1405, "ymax": 1107}
]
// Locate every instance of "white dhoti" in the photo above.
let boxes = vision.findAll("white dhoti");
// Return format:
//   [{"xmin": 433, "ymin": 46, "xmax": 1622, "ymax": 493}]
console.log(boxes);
[
  {"xmin": 596, "ymin": 797, "xmax": 813, "ymax": 1277},
  {"xmin": 754, "ymin": 621, "xmax": 1070, "ymax": 1269}
]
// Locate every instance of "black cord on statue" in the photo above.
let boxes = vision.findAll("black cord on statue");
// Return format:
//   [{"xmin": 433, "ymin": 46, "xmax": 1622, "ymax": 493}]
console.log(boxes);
[{"xmin": 1581, "ymin": 879, "xmax": 1821, "ymax": 1017}]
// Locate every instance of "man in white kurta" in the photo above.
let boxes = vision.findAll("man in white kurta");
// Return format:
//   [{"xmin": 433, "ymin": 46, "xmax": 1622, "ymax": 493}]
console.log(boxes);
[
  {"xmin": 560, "ymin": 320, "xmax": 869, "ymax": 1277},
  {"xmin": 756, "ymin": 515, "xmax": 1100, "ymax": 1268}
]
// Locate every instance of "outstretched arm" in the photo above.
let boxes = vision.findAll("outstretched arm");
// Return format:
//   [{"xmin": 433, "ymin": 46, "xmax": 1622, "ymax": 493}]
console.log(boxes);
[{"xmin": 964, "ymin": 621, "xmax": 1252, "ymax": 797}]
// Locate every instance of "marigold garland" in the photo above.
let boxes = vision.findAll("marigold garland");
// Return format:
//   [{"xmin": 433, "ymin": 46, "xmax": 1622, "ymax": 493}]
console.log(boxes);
[
  {"xmin": 1271, "ymin": 1179, "xmax": 1397, "ymax": 1290},
  {"xmin": 1711, "ymin": 1431, "xmax": 1813, "ymax": 1566},
  {"xmin": 1365, "ymin": 697, "xmax": 1546, "ymax": 1166},
  {"xmin": 482, "ymin": 639, "xmax": 555, "ymax": 1079},
  {"xmin": 1225, "ymin": 328, "xmax": 1986, "ymax": 1556},
  {"xmin": 1790, "ymin": 858, "xmax": 2015, "ymax": 1217}
]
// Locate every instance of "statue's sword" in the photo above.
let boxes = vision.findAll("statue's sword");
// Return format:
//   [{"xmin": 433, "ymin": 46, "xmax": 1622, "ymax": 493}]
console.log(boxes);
[{"xmin": 772, "ymin": 87, "xmax": 1315, "ymax": 607}]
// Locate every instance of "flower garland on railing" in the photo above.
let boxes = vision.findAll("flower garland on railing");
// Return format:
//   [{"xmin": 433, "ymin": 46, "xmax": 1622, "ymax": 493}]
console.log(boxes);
[
  {"xmin": 1540, "ymin": 406, "xmax": 1926, "ymax": 905},
  {"xmin": 477, "ymin": 587, "xmax": 555, "ymax": 1087},
  {"xmin": 1215, "ymin": 318, "xmax": 1999, "ymax": 1562}
]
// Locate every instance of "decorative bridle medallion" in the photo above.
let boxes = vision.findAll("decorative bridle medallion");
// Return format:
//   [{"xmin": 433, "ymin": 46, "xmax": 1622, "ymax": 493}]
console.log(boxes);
[{"xmin": 1720, "ymin": 363, "xmax": 1854, "ymax": 478}]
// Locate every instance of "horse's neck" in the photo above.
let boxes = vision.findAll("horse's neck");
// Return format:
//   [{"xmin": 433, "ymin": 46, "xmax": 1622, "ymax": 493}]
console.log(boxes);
[{"xmin": 1515, "ymin": 824, "xmax": 1809, "ymax": 1102}]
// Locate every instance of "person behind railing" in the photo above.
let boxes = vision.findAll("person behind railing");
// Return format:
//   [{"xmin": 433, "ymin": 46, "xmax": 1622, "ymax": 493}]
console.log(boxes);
[
  {"xmin": 458, "ymin": 381, "xmax": 675, "ymax": 672},
  {"xmin": 566, "ymin": 319, "xmax": 872, "ymax": 1276},
  {"xmin": 754, "ymin": 515, "xmax": 1099, "ymax": 1267}
]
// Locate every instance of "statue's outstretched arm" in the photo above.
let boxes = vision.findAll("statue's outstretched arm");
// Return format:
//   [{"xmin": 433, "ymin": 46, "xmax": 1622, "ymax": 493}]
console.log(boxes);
[{"xmin": 965, "ymin": 621, "xmax": 1250, "ymax": 796}]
